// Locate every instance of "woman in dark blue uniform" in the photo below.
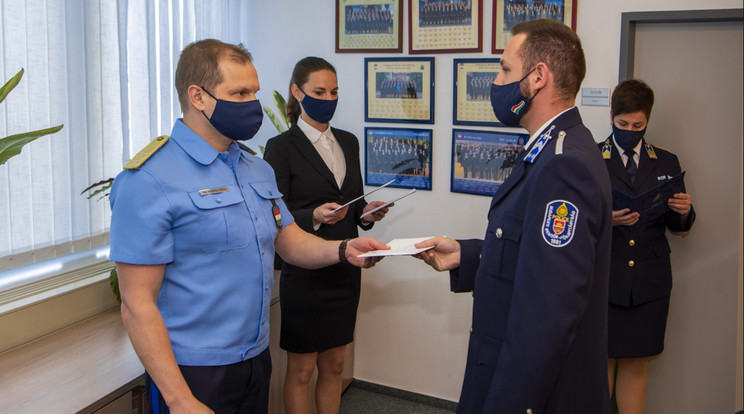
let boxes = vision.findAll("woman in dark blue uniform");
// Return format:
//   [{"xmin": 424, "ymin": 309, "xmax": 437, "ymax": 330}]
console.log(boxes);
[
  {"xmin": 602, "ymin": 79, "xmax": 695, "ymax": 414},
  {"xmin": 263, "ymin": 57, "xmax": 390, "ymax": 414}
]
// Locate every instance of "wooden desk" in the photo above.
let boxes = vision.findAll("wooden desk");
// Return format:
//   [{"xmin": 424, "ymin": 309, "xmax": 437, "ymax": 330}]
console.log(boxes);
[{"xmin": 0, "ymin": 308, "xmax": 144, "ymax": 413}]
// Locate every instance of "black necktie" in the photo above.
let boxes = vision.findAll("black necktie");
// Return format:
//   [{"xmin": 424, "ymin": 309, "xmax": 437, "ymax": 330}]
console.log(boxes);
[{"xmin": 625, "ymin": 149, "xmax": 637, "ymax": 184}]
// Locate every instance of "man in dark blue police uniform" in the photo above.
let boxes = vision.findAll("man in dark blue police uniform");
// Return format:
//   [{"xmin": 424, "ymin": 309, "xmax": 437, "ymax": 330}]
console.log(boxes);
[
  {"xmin": 416, "ymin": 19, "xmax": 613, "ymax": 413},
  {"xmin": 109, "ymin": 39, "xmax": 386, "ymax": 414}
]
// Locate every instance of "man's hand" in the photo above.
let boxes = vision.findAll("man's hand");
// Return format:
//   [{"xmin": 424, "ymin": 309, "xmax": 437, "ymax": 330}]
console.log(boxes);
[
  {"xmin": 345, "ymin": 237, "xmax": 390, "ymax": 268},
  {"xmin": 612, "ymin": 208, "xmax": 640, "ymax": 227},
  {"xmin": 361, "ymin": 201, "xmax": 393, "ymax": 222},
  {"xmin": 169, "ymin": 397, "xmax": 214, "ymax": 414},
  {"xmin": 668, "ymin": 192, "xmax": 691, "ymax": 217},
  {"xmin": 413, "ymin": 236, "xmax": 461, "ymax": 271},
  {"xmin": 313, "ymin": 202, "xmax": 349, "ymax": 227}
]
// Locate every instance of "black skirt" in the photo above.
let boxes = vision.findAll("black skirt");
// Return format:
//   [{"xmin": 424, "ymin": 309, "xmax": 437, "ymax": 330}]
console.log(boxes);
[
  {"xmin": 279, "ymin": 263, "xmax": 361, "ymax": 354},
  {"xmin": 608, "ymin": 296, "xmax": 670, "ymax": 358}
]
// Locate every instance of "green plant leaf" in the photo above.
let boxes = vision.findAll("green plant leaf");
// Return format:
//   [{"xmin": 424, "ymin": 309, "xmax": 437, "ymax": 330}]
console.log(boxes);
[
  {"xmin": 81, "ymin": 178, "xmax": 115, "ymax": 195},
  {"xmin": 0, "ymin": 124, "xmax": 64, "ymax": 166},
  {"xmin": 0, "ymin": 68, "xmax": 24, "ymax": 104},
  {"xmin": 263, "ymin": 107, "xmax": 286, "ymax": 134},
  {"xmin": 273, "ymin": 90, "xmax": 289, "ymax": 127},
  {"xmin": 258, "ymin": 145, "xmax": 265, "ymax": 155},
  {"xmin": 109, "ymin": 268, "xmax": 121, "ymax": 304}
]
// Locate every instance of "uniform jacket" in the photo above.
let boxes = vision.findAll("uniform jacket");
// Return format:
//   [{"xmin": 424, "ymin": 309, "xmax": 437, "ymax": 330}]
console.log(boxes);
[
  {"xmin": 452, "ymin": 108, "xmax": 612, "ymax": 414},
  {"xmin": 263, "ymin": 124, "xmax": 372, "ymax": 282},
  {"xmin": 600, "ymin": 137, "xmax": 695, "ymax": 306}
]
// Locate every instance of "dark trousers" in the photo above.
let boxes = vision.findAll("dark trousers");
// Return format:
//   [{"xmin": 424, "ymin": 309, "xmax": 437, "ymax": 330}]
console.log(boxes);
[{"xmin": 146, "ymin": 348, "xmax": 272, "ymax": 414}]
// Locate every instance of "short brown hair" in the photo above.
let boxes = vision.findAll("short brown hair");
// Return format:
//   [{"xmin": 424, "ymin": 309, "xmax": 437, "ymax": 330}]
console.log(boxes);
[
  {"xmin": 175, "ymin": 39, "xmax": 253, "ymax": 112},
  {"xmin": 512, "ymin": 19, "xmax": 585, "ymax": 101},
  {"xmin": 611, "ymin": 79, "xmax": 654, "ymax": 119}
]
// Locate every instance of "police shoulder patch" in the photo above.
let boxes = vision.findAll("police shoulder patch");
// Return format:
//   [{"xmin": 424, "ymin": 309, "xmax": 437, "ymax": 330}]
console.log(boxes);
[{"xmin": 542, "ymin": 200, "xmax": 579, "ymax": 247}]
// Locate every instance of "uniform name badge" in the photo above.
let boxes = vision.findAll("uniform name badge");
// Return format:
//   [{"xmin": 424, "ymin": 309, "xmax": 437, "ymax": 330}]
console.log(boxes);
[{"xmin": 542, "ymin": 200, "xmax": 579, "ymax": 247}]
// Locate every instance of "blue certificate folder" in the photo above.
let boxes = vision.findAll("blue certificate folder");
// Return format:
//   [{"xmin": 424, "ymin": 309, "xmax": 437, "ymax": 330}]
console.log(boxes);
[{"xmin": 612, "ymin": 171, "xmax": 686, "ymax": 222}]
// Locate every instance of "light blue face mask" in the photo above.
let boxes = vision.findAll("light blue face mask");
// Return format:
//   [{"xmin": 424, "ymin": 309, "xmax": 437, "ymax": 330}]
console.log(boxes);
[
  {"xmin": 489, "ymin": 68, "xmax": 538, "ymax": 127},
  {"xmin": 202, "ymin": 88, "xmax": 263, "ymax": 141}
]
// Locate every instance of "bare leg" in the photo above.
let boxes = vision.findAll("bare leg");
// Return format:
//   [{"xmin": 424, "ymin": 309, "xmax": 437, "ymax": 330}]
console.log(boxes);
[
  {"xmin": 615, "ymin": 357, "xmax": 651, "ymax": 414},
  {"xmin": 284, "ymin": 351, "xmax": 318, "ymax": 414},
  {"xmin": 315, "ymin": 345, "xmax": 347, "ymax": 414},
  {"xmin": 608, "ymin": 358, "xmax": 617, "ymax": 397}
]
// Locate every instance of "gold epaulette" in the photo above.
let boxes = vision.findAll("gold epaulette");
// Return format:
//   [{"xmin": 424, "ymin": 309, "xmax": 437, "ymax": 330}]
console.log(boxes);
[
  {"xmin": 237, "ymin": 142, "xmax": 257, "ymax": 155},
  {"xmin": 601, "ymin": 138, "xmax": 612, "ymax": 159},
  {"xmin": 644, "ymin": 141, "xmax": 658, "ymax": 159},
  {"xmin": 123, "ymin": 135, "xmax": 169, "ymax": 169}
]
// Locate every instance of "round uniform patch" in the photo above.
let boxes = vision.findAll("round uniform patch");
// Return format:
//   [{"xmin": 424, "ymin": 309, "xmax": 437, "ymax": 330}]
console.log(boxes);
[{"xmin": 542, "ymin": 200, "xmax": 579, "ymax": 247}]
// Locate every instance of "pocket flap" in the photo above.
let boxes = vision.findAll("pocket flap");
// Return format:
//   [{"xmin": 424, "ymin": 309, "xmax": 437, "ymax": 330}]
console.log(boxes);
[
  {"xmin": 487, "ymin": 214, "xmax": 522, "ymax": 242},
  {"xmin": 249, "ymin": 181, "xmax": 283, "ymax": 200}
]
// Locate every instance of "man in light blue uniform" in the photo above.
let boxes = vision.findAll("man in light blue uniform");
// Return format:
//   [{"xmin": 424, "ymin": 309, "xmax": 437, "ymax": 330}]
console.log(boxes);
[{"xmin": 109, "ymin": 39, "xmax": 386, "ymax": 414}]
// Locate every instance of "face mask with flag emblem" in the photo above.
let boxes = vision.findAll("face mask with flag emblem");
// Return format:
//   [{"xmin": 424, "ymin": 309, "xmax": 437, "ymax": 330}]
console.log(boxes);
[{"xmin": 489, "ymin": 68, "xmax": 538, "ymax": 127}]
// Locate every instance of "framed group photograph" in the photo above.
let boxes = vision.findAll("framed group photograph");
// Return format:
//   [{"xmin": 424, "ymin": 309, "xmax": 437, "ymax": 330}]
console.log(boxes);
[
  {"xmin": 336, "ymin": 0, "xmax": 403, "ymax": 53},
  {"xmin": 453, "ymin": 58, "xmax": 502, "ymax": 126},
  {"xmin": 451, "ymin": 128, "xmax": 527, "ymax": 196},
  {"xmin": 365, "ymin": 126, "xmax": 433, "ymax": 190},
  {"xmin": 364, "ymin": 57, "xmax": 435, "ymax": 124},
  {"xmin": 409, "ymin": 0, "xmax": 483, "ymax": 54},
  {"xmin": 492, "ymin": 0, "xmax": 577, "ymax": 53}
]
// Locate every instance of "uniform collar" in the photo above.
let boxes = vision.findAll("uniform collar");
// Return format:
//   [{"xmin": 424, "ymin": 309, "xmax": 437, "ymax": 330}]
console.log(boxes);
[
  {"xmin": 612, "ymin": 134, "xmax": 643, "ymax": 156},
  {"xmin": 170, "ymin": 118, "xmax": 229, "ymax": 166},
  {"xmin": 524, "ymin": 106, "xmax": 574, "ymax": 151}
]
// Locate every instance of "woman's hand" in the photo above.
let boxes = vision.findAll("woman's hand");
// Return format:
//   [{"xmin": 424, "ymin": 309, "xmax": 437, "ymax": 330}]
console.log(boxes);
[
  {"xmin": 361, "ymin": 201, "xmax": 393, "ymax": 223},
  {"xmin": 612, "ymin": 208, "xmax": 640, "ymax": 227},
  {"xmin": 313, "ymin": 203, "xmax": 349, "ymax": 227}
]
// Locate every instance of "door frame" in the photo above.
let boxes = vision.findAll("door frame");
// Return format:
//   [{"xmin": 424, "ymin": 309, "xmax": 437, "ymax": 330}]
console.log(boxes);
[{"xmin": 618, "ymin": 8, "xmax": 744, "ymax": 81}]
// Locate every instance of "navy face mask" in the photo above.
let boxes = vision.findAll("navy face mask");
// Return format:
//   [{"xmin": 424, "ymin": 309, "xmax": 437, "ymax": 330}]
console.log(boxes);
[
  {"xmin": 202, "ymin": 88, "xmax": 263, "ymax": 141},
  {"xmin": 489, "ymin": 68, "xmax": 537, "ymax": 127},
  {"xmin": 299, "ymin": 88, "xmax": 338, "ymax": 124},
  {"xmin": 612, "ymin": 124, "xmax": 646, "ymax": 151}
]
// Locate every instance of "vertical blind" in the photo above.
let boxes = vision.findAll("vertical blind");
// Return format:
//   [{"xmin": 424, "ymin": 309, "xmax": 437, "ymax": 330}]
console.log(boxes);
[{"xmin": 0, "ymin": 0, "xmax": 248, "ymax": 271}]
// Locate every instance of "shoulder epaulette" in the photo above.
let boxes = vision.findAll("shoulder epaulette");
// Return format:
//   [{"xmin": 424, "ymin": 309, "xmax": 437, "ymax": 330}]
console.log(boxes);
[
  {"xmin": 237, "ymin": 142, "xmax": 257, "ymax": 156},
  {"xmin": 601, "ymin": 138, "xmax": 612, "ymax": 159},
  {"xmin": 644, "ymin": 141, "xmax": 658, "ymax": 159},
  {"xmin": 123, "ymin": 135, "xmax": 169, "ymax": 169},
  {"xmin": 554, "ymin": 131, "xmax": 567, "ymax": 155}
]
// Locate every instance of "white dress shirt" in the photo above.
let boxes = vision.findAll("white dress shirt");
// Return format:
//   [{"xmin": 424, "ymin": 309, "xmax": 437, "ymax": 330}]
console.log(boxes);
[{"xmin": 298, "ymin": 117, "xmax": 346, "ymax": 188}]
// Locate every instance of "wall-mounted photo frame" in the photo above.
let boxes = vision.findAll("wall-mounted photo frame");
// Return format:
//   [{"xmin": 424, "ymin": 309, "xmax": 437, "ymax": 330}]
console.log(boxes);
[
  {"xmin": 451, "ymin": 128, "xmax": 527, "ymax": 196},
  {"xmin": 453, "ymin": 58, "xmax": 502, "ymax": 126},
  {"xmin": 365, "ymin": 126, "xmax": 433, "ymax": 190},
  {"xmin": 409, "ymin": 0, "xmax": 483, "ymax": 54},
  {"xmin": 491, "ymin": 0, "xmax": 577, "ymax": 54},
  {"xmin": 364, "ymin": 57, "xmax": 435, "ymax": 124},
  {"xmin": 336, "ymin": 0, "xmax": 403, "ymax": 53}
]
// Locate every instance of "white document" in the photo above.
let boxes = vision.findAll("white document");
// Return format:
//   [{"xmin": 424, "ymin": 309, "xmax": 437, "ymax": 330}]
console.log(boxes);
[
  {"xmin": 357, "ymin": 237, "xmax": 434, "ymax": 258},
  {"xmin": 360, "ymin": 188, "xmax": 416, "ymax": 219},
  {"xmin": 330, "ymin": 178, "xmax": 396, "ymax": 213}
]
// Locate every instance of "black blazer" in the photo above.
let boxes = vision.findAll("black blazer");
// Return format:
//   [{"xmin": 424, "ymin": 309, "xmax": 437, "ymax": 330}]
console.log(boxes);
[
  {"xmin": 264, "ymin": 124, "xmax": 372, "ymax": 274},
  {"xmin": 600, "ymin": 137, "xmax": 695, "ymax": 306}
]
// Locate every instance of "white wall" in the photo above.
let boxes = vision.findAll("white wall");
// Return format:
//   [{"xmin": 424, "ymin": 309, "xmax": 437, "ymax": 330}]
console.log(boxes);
[{"xmin": 244, "ymin": 0, "xmax": 742, "ymax": 409}]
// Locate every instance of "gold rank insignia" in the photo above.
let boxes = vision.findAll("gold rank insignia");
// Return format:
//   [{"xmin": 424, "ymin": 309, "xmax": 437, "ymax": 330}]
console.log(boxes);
[
  {"xmin": 123, "ymin": 135, "xmax": 169, "ymax": 169},
  {"xmin": 644, "ymin": 142, "xmax": 657, "ymax": 159},
  {"xmin": 601, "ymin": 138, "xmax": 612, "ymax": 159}
]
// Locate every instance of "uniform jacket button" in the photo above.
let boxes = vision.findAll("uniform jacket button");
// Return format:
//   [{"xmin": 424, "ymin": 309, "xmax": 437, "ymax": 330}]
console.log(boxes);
[
  {"xmin": 495, "ymin": 228, "xmax": 503, "ymax": 238},
  {"xmin": 629, "ymin": 239, "xmax": 635, "ymax": 246},
  {"xmin": 628, "ymin": 260, "xmax": 635, "ymax": 267}
]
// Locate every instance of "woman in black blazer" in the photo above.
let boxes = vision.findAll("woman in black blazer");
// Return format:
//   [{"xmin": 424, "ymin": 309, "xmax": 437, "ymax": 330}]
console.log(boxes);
[
  {"xmin": 263, "ymin": 57, "xmax": 390, "ymax": 414},
  {"xmin": 603, "ymin": 80, "xmax": 695, "ymax": 414}
]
